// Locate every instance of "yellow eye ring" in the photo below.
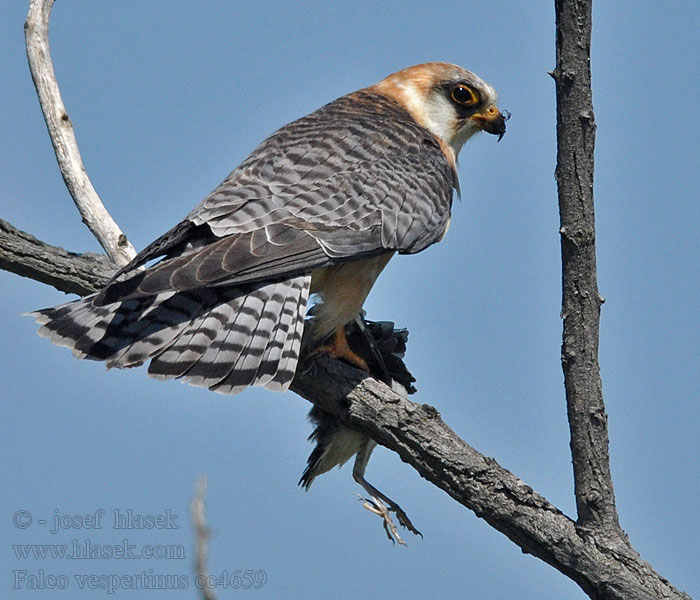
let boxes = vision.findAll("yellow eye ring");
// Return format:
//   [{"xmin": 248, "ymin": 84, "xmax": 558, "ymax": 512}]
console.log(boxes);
[{"xmin": 451, "ymin": 84, "xmax": 479, "ymax": 107}]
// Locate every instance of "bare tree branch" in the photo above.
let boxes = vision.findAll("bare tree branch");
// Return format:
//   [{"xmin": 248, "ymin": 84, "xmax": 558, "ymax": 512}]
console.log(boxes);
[
  {"xmin": 24, "ymin": 0, "xmax": 136, "ymax": 266},
  {"xmin": 552, "ymin": 0, "xmax": 621, "ymax": 536},
  {"xmin": 0, "ymin": 221, "xmax": 690, "ymax": 600},
  {"xmin": 0, "ymin": 219, "xmax": 113, "ymax": 296}
]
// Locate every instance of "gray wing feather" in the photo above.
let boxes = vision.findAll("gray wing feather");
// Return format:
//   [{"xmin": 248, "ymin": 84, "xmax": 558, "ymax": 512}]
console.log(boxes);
[
  {"xmin": 191, "ymin": 119, "xmax": 454, "ymax": 255},
  {"xmin": 191, "ymin": 92, "xmax": 455, "ymax": 257}
]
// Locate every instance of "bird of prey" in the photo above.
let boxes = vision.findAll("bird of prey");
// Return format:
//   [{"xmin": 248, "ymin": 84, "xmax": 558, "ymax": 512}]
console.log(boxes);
[{"xmin": 30, "ymin": 62, "xmax": 506, "ymax": 542}]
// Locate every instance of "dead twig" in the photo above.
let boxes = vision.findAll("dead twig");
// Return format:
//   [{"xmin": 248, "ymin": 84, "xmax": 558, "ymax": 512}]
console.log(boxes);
[{"xmin": 24, "ymin": 0, "xmax": 136, "ymax": 265}]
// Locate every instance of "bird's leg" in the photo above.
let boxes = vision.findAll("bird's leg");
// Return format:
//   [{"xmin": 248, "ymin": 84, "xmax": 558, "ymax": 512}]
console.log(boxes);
[
  {"xmin": 352, "ymin": 437, "xmax": 421, "ymax": 545},
  {"xmin": 312, "ymin": 326, "xmax": 369, "ymax": 371}
]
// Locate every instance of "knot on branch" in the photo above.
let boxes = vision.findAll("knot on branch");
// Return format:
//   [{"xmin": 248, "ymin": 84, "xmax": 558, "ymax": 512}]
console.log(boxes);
[
  {"xmin": 559, "ymin": 224, "xmax": 595, "ymax": 249},
  {"xmin": 585, "ymin": 489, "xmax": 601, "ymax": 505},
  {"xmin": 588, "ymin": 409, "xmax": 607, "ymax": 429},
  {"xmin": 560, "ymin": 344, "xmax": 576, "ymax": 365},
  {"xmin": 421, "ymin": 404, "xmax": 440, "ymax": 419}
]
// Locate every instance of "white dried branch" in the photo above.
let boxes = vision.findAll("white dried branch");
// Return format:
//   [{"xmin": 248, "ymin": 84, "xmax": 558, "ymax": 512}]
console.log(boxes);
[{"xmin": 24, "ymin": 0, "xmax": 136, "ymax": 266}]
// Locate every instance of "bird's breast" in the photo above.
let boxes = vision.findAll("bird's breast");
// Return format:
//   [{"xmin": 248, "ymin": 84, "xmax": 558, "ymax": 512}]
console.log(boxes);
[{"xmin": 308, "ymin": 252, "xmax": 394, "ymax": 341}]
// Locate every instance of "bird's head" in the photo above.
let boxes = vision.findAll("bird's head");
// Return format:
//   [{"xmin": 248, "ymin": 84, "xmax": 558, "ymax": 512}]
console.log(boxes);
[{"xmin": 371, "ymin": 62, "xmax": 507, "ymax": 161}]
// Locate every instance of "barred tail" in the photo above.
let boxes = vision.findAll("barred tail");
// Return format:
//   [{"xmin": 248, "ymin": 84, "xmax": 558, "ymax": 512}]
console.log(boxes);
[{"xmin": 28, "ymin": 275, "xmax": 311, "ymax": 394}]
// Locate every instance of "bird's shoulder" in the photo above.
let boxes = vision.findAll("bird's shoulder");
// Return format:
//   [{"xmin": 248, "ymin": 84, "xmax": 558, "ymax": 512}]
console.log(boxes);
[{"xmin": 189, "ymin": 90, "xmax": 457, "ymax": 246}]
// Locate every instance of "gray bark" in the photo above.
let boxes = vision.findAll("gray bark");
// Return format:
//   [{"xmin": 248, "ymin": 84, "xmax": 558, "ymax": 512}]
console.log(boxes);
[
  {"xmin": 553, "ymin": 0, "xmax": 621, "ymax": 537},
  {"xmin": 0, "ymin": 219, "xmax": 113, "ymax": 296}
]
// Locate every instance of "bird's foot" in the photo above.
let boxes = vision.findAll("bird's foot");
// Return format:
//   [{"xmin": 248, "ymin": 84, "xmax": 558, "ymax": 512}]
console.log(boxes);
[
  {"xmin": 312, "ymin": 327, "xmax": 369, "ymax": 371},
  {"xmin": 356, "ymin": 493, "xmax": 421, "ymax": 545},
  {"xmin": 357, "ymin": 494, "xmax": 407, "ymax": 545}
]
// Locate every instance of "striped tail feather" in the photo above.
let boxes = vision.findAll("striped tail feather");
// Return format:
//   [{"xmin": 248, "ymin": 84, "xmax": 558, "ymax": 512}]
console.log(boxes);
[{"xmin": 28, "ymin": 275, "xmax": 311, "ymax": 394}]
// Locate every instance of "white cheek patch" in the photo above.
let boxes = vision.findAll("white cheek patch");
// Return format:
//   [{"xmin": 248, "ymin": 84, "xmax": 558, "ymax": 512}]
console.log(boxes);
[
  {"xmin": 397, "ymin": 83, "xmax": 461, "ymax": 151},
  {"xmin": 390, "ymin": 79, "xmax": 492, "ymax": 160},
  {"xmin": 422, "ymin": 92, "xmax": 483, "ymax": 159},
  {"xmin": 422, "ymin": 93, "xmax": 459, "ymax": 145}
]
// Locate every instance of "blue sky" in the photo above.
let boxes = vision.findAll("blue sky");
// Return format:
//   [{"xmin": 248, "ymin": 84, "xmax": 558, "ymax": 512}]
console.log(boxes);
[{"xmin": 1, "ymin": 2, "xmax": 698, "ymax": 598}]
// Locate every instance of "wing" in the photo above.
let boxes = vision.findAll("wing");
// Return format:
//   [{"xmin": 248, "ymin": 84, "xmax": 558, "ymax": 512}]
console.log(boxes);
[{"xmin": 98, "ymin": 91, "xmax": 457, "ymax": 305}]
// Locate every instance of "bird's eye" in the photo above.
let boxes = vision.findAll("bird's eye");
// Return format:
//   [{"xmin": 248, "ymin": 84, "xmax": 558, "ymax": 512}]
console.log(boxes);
[{"xmin": 451, "ymin": 84, "xmax": 479, "ymax": 107}]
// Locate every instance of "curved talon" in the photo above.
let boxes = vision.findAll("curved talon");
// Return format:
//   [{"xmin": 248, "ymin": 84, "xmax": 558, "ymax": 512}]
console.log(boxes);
[{"xmin": 388, "ymin": 502, "xmax": 422, "ymax": 537}]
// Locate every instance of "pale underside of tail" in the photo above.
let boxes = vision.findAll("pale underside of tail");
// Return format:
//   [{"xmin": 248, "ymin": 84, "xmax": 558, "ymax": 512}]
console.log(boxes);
[{"xmin": 29, "ymin": 275, "xmax": 310, "ymax": 395}]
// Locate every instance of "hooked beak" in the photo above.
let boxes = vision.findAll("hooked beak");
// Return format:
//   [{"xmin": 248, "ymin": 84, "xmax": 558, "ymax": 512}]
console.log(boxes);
[{"xmin": 471, "ymin": 106, "xmax": 508, "ymax": 141}]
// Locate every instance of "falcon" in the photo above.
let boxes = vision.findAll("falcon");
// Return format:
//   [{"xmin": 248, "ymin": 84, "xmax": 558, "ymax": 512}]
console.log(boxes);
[{"xmin": 30, "ymin": 62, "xmax": 506, "ymax": 542}]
